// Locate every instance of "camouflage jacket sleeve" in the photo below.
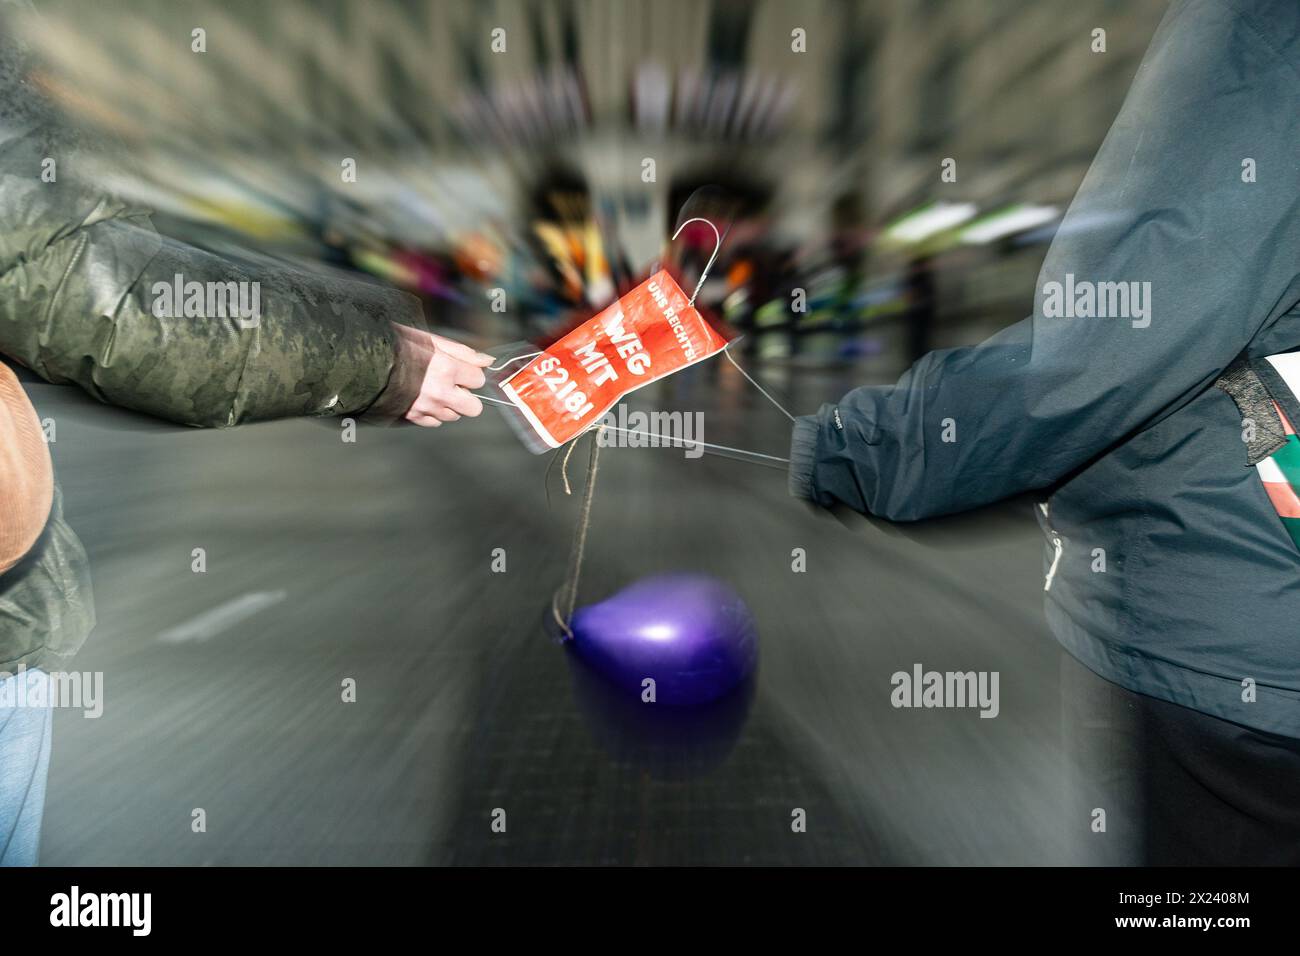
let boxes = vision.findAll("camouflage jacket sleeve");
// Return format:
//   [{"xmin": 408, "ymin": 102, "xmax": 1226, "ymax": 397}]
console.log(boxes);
[{"xmin": 0, "ymin": 130, "xmax": 413, "ymax": 427}]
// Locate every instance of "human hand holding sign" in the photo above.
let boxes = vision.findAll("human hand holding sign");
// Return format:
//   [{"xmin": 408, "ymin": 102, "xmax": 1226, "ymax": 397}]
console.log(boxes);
[{"xmin": 386, "ymin": 324, "xmax": 493, "ymax": 427}]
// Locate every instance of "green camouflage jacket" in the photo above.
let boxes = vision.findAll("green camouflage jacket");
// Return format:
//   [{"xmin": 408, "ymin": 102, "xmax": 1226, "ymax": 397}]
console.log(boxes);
[{"xmin": 0, "ymin": 9, "xmax": 418, "ymax": 670}]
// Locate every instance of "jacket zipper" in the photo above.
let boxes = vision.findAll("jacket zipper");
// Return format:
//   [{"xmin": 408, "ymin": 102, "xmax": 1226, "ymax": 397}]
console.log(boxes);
[{"xmin": 1039, "ymin": 502, "xmax": 1063, "ymax": 592}]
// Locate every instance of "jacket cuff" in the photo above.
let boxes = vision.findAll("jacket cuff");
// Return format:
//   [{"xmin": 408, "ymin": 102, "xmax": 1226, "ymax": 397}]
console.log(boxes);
[
  {"xmin": 788, "ymin": 415, "xmax": 820, "ymax": 501},
  {"xmin": 363, "ymin": 330, "xmax": 423, "ymax": 424}
]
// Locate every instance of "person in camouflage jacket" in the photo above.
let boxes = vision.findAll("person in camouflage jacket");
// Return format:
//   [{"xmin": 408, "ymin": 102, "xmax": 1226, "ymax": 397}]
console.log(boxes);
[{"xmin": 0, "ymin": 2, "xmax": 489, "ymax": 864}]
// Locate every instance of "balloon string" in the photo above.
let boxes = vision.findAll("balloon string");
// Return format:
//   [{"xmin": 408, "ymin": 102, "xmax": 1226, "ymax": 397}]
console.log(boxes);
[
  {"xmin": 558, "ymin": 430, "xmax": 581, "ymax": 495},
  {"xmin": 550, "ymin": 425, "xmax": 603, "ymax": 640}
]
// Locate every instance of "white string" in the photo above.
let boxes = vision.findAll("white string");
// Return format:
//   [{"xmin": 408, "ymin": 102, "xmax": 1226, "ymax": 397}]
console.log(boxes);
[
  {"xmin": 487, "ymin": 350, "xmax": 543, "ymax": 372},
  {"xmin": 596, "ymin": 423, "xmax": 789, "ymax": 465},
  {"xmin": 722, "ymin": 346, "xmax": 796, "ymax": 422},
  {"xmin": 476, "ymin": 388, "xmax": 791, "ymax": 465},
  {"xmin": 485, "ymin": 349, "xmax": 794, "ymax": 423}
]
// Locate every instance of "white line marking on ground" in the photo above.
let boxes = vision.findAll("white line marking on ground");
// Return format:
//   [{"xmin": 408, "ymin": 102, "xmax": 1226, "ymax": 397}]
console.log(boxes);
[{"xmin": 158, "ymin": 590, "xmax": 288, "ymax": 644}]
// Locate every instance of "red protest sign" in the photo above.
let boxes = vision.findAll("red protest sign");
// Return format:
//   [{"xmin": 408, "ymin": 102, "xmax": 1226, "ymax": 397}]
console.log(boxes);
[{"xmin": 500, "ymin": 269, "xmax": 728, "ymax": 448}]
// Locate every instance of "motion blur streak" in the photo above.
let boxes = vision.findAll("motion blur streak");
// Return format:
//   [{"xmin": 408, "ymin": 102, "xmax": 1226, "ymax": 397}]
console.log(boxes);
[{"xmin": 7, "ymin": 0, "xmax": 1168, "ymax": 864}]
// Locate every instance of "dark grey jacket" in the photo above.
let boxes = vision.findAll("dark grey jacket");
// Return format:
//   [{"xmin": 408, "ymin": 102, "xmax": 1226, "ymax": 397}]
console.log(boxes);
[{"xmin": 790, "ymin": 0, "xmax": 1300, "ymax": 737}]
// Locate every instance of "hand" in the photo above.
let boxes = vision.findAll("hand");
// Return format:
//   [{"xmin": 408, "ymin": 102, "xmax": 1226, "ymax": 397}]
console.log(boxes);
[{"xmin": 392, "ymin": 326, "xmax": 493, "ymax": 427}]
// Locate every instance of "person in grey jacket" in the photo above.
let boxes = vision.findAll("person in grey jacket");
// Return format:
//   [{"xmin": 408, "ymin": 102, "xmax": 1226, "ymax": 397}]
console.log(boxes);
[{"xmin": 790, "ymin": 0, "xmax": 1300, "ymax": 863}]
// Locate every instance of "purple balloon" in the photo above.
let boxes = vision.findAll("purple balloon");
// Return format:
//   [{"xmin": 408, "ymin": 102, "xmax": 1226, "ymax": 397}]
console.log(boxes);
[{"xmin": 568, "ymin": 573, "xmax": 758, "ymax": 707}]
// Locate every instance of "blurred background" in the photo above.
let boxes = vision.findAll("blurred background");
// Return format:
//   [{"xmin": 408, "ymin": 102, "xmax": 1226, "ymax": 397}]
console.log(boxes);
[
  {"xmin": 6, "ymin": 0, "xmax": 1172, "ymax": 865},
  {"xmin": 12, "ymin": 0, "xmax": 1164, "ymax": 376}
]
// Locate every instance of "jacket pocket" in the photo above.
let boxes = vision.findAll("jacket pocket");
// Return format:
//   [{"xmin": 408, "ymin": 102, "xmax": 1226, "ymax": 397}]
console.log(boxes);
[{"xmin": 1215, "ymin": 353, "xmax": 1300, "ymax": 554}]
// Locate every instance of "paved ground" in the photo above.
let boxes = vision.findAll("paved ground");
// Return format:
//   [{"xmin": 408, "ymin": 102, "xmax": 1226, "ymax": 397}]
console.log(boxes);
[{"xmin": 31, "ymin": 359, "xmax": 1068, "ymax": 865}]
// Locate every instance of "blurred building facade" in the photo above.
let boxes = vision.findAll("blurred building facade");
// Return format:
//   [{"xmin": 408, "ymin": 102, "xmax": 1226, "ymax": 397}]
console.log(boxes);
[{"xmin": 11, "ymin": 0, "xmax": 1171, "ymax": 373}]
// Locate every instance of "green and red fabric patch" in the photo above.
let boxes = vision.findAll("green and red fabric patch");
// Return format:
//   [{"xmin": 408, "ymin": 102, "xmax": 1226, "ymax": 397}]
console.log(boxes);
[{"xmin": 1256, "ymin": 403, "xmax": 1300, "ymax": 547}]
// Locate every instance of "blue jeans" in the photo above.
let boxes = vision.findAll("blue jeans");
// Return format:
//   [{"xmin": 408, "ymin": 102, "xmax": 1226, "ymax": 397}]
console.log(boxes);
[{"xmin": 0, "ymin": 668, "xmax": 52, "ymax": 866}]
